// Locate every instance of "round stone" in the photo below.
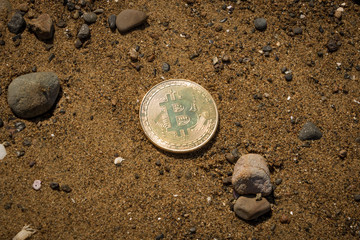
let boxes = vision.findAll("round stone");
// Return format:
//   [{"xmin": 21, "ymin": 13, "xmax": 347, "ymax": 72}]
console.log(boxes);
[
  {"xmin": 83, "ymin": 12, "xmax": 97, "ymax": 24},
  {"xmin": 116, "ymin": 9, "xmax": 147, "ymax": 33},
  {"xmin": 254, "ymin": 18, "xmax": 267, "ymax": 31}
]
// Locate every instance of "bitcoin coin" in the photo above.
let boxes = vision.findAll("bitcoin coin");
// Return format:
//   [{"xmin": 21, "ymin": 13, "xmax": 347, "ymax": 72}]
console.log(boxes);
[{"xmin": 140, "ymin": 79, "xmax": 218, "ymax": 153}]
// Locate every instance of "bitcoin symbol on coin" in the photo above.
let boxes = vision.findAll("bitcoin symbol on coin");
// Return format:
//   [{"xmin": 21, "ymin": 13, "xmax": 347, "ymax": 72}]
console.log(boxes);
[{"xmin": 159, "ymin": 91, "xmax": 197, "ymax": 136}]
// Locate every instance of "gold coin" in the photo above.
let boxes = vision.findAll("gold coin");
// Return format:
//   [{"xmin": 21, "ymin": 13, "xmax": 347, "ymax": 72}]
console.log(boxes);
[{"xmin": 140, "ymin": 79, "xmax": 218, "ymax": 153}]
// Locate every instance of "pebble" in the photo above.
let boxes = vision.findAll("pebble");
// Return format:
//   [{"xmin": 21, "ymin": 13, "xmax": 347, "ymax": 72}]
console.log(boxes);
[
  {"xmin": 29, "ymin": 14, "xmax": 55, "ymax": 40},
  {"xmin": 16, "ymin": 150, "xmax": 25, "ymax": 157},
  {"xmin": 275, "ymin": 178, "xmax": 282, "ymax": 185},
  {"xmin": 114, "ymin": 157, "xmax": 125, "ymax": 165},
  {"xmin": 7, "ymin": 12, "xmax": 26, "ymax": 34},
  {"xmin": 32, "ymin": 180, "xmax": 41, "ymax": 190},
  {"xmin": 116, "ymin": 9, "xmax": 147, "ymax": 33},
  {"xmin": 234, "ymin": 196, "xmax": 271, "ymax": 220},
  {"xmin": 222, "ymin": 176, "xmax": 232, "ymax": 186},
  {"xmin": 67, "ymin": 1, "xmax": 75, "ymax": 11},
  {"xmin": 334, "ymin": 7, "xmax": 343, "ymax": 19},
  {"xmin": 7, "ymin": 72, "xmax": 60, "ymax": 119},
  {"xmin": 162, "ymin": 62, "xmax": 170, "ymax": 72},
  {"xmin": 232, "ymin": 154, "xmax": 273, "ymax": 196},
  {"xmin": 83, "ymin": 12, "xmax": 97, "ymax": 24},
  {"xmin": 327, "ymin": 39, "xmax": 340, "ymax": 52},
  {"xmin": 61, "ymin": 184, "xmax": 72, "ymax": 193},
  {"xmin": 94, "ymin": 9, "xmax": 104, "ymax": 14},
  {"xmin": 293, "ymin": 27, "xmax": 302, "ymax": 35},
  {"xmin": 77, "ymin": 24, "xmax": 90, "ymax": 40},
  {"xmin": 285, "ymin": 73, "xmax": 293, "ymax": 82},
  {"xmin": 129, "ymin": 48, "xmax": 138, "ymax": 61},
  {"xmin": 339, "ymin": 150, "xmax": 347, "ymax": 159},
  {"xmin": 15, "ymin": 121, "xmax": 26, "ymax": 132},
  {"xmin": 108, "ymin": 14, "xmax": 116, "ymax": 31},
  {"xmin": 262, "ymin": 45, "xmax": 272, "ymax": 52},
  {"xmin": 298, "ymin": 121, "xmax": 323, "ymax": 141},
  {"xmin": 155, "ymin": 233, "xmax": 165, "ymax": 240},
  {"xmin": 50, "ymin": 182, "xmax": 60, "ymax": 190},
  {"xmin": 0, "ymin": 117, "xmax": 3, "ymax": 127},
  {"xmin": 189, "ymin": 227, "xmax": 196, "ymax": 234},
  {"xmin": 281, "ymin": 67, "xmax": 287, "ymax": 73},
  {"xmin": 254, "ymin": 18, "xmax": 267, "ymax": 31},
  {"xmin": 74, "ymin": 38, "xmax": 82, "ymax": 48},
  {"xmin": 355, "ymin": 65, "xmax": 360, "ymax": 71},
  {"xmin": 0, "ymin": 144, "xmax": 6, "ymax": 160},
  {"xmin": 18, "ymin": 3, "xmax": 29, "ymax": 13},
  {"xmin": 354, "ymin": 194, "xmax": 360, "ymax": 202},
  {"xmin": 56, "ymin": 19, "xmax": 67, "ymax": 28},
  {"xmin": 280, "ymin": 214, "xmax": 290, "ymax": 224},
  {"xmin": 48, "ymin": 53, "xmax": 55, "ymax": 62},
  {"xmin": 225, "ymin": 152, "xmax": 237, "ymax": 164},
  {"xmin": 23, "ymin": 139, "xmax": 31, "ymax": 146}
]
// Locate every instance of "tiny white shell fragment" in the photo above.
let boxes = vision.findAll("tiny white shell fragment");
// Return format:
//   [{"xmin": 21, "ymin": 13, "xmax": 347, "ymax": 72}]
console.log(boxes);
[
  {"xmin": 0, "ymin": 144, "xmax": 7, "ymax": 160},
  {"xmin": 32, "ymin": 180, "xmax": 41, "ymax": 190},
  {"xmin": 114, "ymin": 157, "xmax": 125, "ymax": 165},
  {"xmin": 13, "ymin": 225, "xmax": 36, "ymax": 240}
]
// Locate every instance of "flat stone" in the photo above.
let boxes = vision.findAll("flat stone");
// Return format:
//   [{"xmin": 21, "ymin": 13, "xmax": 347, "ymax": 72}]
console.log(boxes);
[
  {"xmin": 116, "ymin": 9, "xmax": 147, "ymax": 33},
  {"xmin": 7, "ymin": 12, "xmax": 26, "ymax": 34},
  {"xmin": 77, "ymin": 23, "xmax": 90, "ymax": 40},
  {"xmin": 7, "ymin": 72, "xmax": 60, "ymax": 119},
  {"xmin": 232, "ymin": 154, "xmax": 273, "ymax": 196},
  {"xmin": 298, "ymin": 121, "xmax": 323, "ymax": 141},
  {"xmin": 83, "ymin": 12, "xmax": 97, "ymax": 24},
  {"xmin": 29, "ymin": 14, "xmax": 55, "ymax": 40},
  {"xmin": 234, "ymin": 196, "xmax": 271, "ymax": 220}
]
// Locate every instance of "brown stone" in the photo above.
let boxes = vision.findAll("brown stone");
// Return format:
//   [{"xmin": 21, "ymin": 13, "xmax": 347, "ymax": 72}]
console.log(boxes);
[
  {"xmin": 116, "ymin": 9, "xmax": 147, "ymax": 33},
  {"xmin": 29, "ymin": 14, "xmax": 55, "ymax": 41},
  {"xmin": 234, "ymin": 196, "xmax": 271, "ymax": 220},
  {"xmin": 0, "ymin": 0, "xmax": 12, "ymax": 27},
  {"xmin": 18, "ymin": 3, "xmax": 29, "ymax": 13}
]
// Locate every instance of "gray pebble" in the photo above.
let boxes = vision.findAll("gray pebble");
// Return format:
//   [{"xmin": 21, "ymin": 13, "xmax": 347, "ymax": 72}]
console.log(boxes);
[
  {"xmin": 7, "ymin": 72, "xmax": 60, "ymax": 119},
  {"xmin": 61, "ymin": 184, "xmax": 72, "ymax": 193},
  {"xmin": 15, "ymin": 121, "xmax": 26, "ymax": 132},
  {"xmin": 108, "ymin": 14, "xmax": 116, "ymax": 31},
  {"xmin": 298, "ymin": 121, "xmax": 323, "ymax": 141},
  {"xmin": 354, "ymin": 194, "xmax": 360, "ymax": 202},
  {"xmin": 293, "ymin": 27, "xmax": 303, "ymax": 35},
  {"xmin": 74, "ymin": 38, "xmax": 82, "ymax": 48},
  {"xmin": 94, "ymin": 9, "xmax": 104, "ymax": 14},
  {"xmin": 162, "ymin": 62, "xmax": 170, "ymax": 72},
  {"xmin": 327, "ymin": 39, "xmax": 340, "ymax": 52},
  {"xmin": 56, "ymin": 19, "xmax": 67, "ymax": 28},
  {"xmin": 275, "ymin": 179, "xmax": 282, "ymax": 185},
  {"xmin": 281, "ymin": 67, "xmax": 287, "ymax": 73},
  {"xmin": 23, "ymin": 139, "xmax": 31, "ymax": 146},
  {"xmin": 262, "ymin": 45, "xmax": 272, "ymax": 52},
  {"xmin": 0, "ymin": 118, "xmax": 3, "ymax": 127},
  {"xmin": 7, "ymin": 12, "xmax": 26, "ymax": 34},
  {"xmin": 285, "ymin": 73, "xmax": 293, "ymax": 81},
  {"xmin": 254, "ymin": 18, "xmax": 267, "ymax": 31},
  {"xmin": 77, "ymin": 24, "xmax": 90, "ymax": 40},
  {"xmin": 83, "ymin": 12, "xmax": 97, "ymax": 24},
  {"xmin": 50, "ymin": 182, "xmax": 60, "ymax": 190},
  {"xmin": 189, "ymin": 227, "xmax": 196, "ymax": 234}
]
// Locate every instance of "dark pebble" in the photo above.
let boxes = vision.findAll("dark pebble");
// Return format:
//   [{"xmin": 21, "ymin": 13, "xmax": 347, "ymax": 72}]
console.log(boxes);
[
  {"xmin": 275, "ymin": 179, "xmax": 282, "ymax": 185},
  {"xmin": 67, "ymin": 2, "xmax": 75, "ymax": 11},
  {"xmin": 189, "ymin": 227, "xmax": 196, "ymax": 234},
  {"xmin": 4, "ymin": 202, "xmax": 12, "ymax": 210},
  {"xmin": 7, "ymin": 12, "xmax": 26, "ymax": 34},
  {"xmin": 319, "ymin": 26, "xmax": 324, "ymax": 33},
  {"xmin": 262, "ymin": 45, "xmax": 272, "ymax": 52},
  {"xmin": 285, "ymin": 73, "xmax": 293, "ymax": 81},
  {"xmin": 327, "ymin": 39, "xmax": 339, "ymax": 52},
  {"xmin": 298, "ymin": 121, "xmax": 323, "ymax": 141},
  {"xmin": 29, "ymin": 161, "xmax": 36, "ymax": 167},
  {"xmin": 0, "ymin": 118, "xmax": 3, "ymax": 128},
  {"xmin": 75, "ymin": 39, "xmax": 82, "ymax": 48},
  {"xmin": 293, "ymin": 27, "xmax": 303, "ymax": 35},
  {"xmin": 50, "ymin": 182, "xmax": 60, "ymax": 190},
  {"xmin": 317, "ymin": 52, "xmax": 323, "ymax": 57},
  {"xmin": 234, "ymin": 122, "xmax": 242, "ymax": 127},
  {"xmin": 15, "ymin": 121, "xmax": 26, "ymax": 132},
  {"xmin": 108, "ymin": 15, "xmax": 117, "ymax": 30},
  {"xmin": 354, "ymin": 194, "xmax": 360, "ymax": 202},
  {"xmin": 23, "ymin": 139, "xmax": 32, "ymax": 146},
  {"xmin": 32, "ymin": 66, "xmax": 37, "ymax": 72},
  {"xmin": 78, "ymin": 24, "xmax": 90, "ymax": 40},
  {"xmin": 0, "ymin": 40, "xmax": 5, "ymax": 46},
  {"xmin": 281, "ymin": 67, "xmax": 287, "ymax": 73},
  {"xmin": 48, "ymin": 53, "xmax": 55, "ymax": 62},
  {"xmin": 155, "ymin": 233, "xmax": 165, "ymax": 240},
  {"xmin": 254, "ymin": 18, "xmax": 267, "ymax": 31},
  {"xmin": 56, "ymin": 19, "xmax": 67, "ymax": 28},
  {"xmin": 162, "ymin": 62, "xmax": 170, "ymax": 72},
  {"xmin": 355, "ymin": 65, "xmax": 360, "ymax": 71},
  {"xmin": 61, "ymin": 185, "xmax": 72, "ymax": 193},
  {"xmin": 12, "ymin": 34, "xmax": 21, "ymax": 42},
  {"xmin": 339, "ymin": 150, "xmax": 347, "ymax": 159}
]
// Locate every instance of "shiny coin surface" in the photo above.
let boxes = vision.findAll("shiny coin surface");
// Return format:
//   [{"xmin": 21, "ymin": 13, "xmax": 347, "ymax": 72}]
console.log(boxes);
[{"xmin": 140, "ymin": 79, "xmax": 218, "ymax": 153}]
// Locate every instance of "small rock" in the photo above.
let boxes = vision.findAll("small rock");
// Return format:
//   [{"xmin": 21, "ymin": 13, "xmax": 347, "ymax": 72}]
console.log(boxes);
[
  {"xmin": 354, "ymin": 194, "xmax": 360, "ymax": 202},
  {"xmin": 222, "ymin": 55, "xmax": 231, "ymax": 62},
  {"xmin": 7, "ymin": 12, "xmax": 26, "ymax": 34},
  {"xmin": 83, "ymin": 12, "xmax": 97, "ymax": 24},
  {"xmin": 0, "ymin": 144, "xmax": 7, "ymax": 160},
  {"xmin": 77, "ymin": 24, "xmax": 90, "ymax": 40},
  {"xmin": 114, "ymin": 157, "xmax": 125, "ymax": 165},
  {"xmin": 61, "ymin": 184, "xmax": 72, "ymax": 193},
  {"xmin": 155, "ymin": 233, "xmax": 165, "ymax": 240},
  {"xmin": 225, "ymin": 153, "xmax": 237, "ymax": 164},
  {"xmin": 0, "ymin": 117, "xmax": 3, "ymax": 127},
  {"xmin": 129, "ymin": 48, "xmax": 138, "ymax": 61},
  {"xmin": 94, "ymin": 9, "xmax": 104, "ymax": 14},
  {"xmin": 16, "ymin": 150, "xmax": 25, "ymax": 157},
  {"xmin": 72, "ymin": 10, "xmax": 79, "ymax": 20},
  {"xmin": 232, "ymin": 154, "xmax": 273, "ymax": 196},
  {"xmin": 298, "ymin": 122, "xmax": 323, "ymax": 141},
  {"xmin": 56, "ymin": 19, "xmax": 67, "ymax": 28},
  {"xmin": 23, "ymin": 139, "xmax": 31, "ymax": 146},
  {"xmin": 281, "ymin": 67, "xmax": 287, "ymax": 73},
  {"xmin": 18, "ymin": 3, "xmax": 29, "ymax": 13},
  {"xmin": 189, "ymin": 227, "xmax": 196, "ymax": 234},
  {"xmin": 29, "ymin": 14, "xmax": 55, "ymax": 40},
  {"xmin": 327, "ymin": 39, "xmax": 340, "ymax": 52},
  {"xmin": 32, "ymin": 180, "xmax": 41, "ymax": 190},
  {"xmin": 293, "ymin": 27, "xmax": 303, "ymax": 35},
  {"xmin": 162, "ymin": 62, "xmax": 170, "ymax": 72},
  {"xmin": 116, "ymin": 9, "xmax": 147, "ymax": 33},
  {"xmin": 275, "ymin": 178, "xmax": 282, "ymax": 185},
  {"xmin": 234, "ymin": 196, "xmax": 271, "ymax": 220},
  {"xmin": 262, "ymin": 45, "xmax": 272, "ymax": 52},
  {"xmin": 7, "ymin": 72, "xmax": 60, "ymax": 119},
  {"xmin": 339, "ymin": 150, "xmax": 347, "ymax": 159},
  {"xmin": 334, "ymin": 8, "xmax": 343, "ymax": 19},
  {"xmin": 15, "ymin": 121, "xmax": 26, "ymax": 132},
  {"xmin": 74, "ymin": 38, "xmax": 82, "ymax": 48},
  {"xmin": 108, "ymin": 14, "xmax": 116, "ymax": 31},
  {"xmin": 50, "ymin": 182, "xmax": 60, "ymax": 190},
  {"xmin": 254, "ymin": 18, "xmax": 267, "ymax": 31},
  {"xmin": 285, "ymin": 73, "xmax": 293, "ymax": 82},
  {"xmin": 66, "ymin": 1, "xmax": 75, "ymax": 11},
  {"xmin": 280, "ymin": 214, "xmax": 290, "ymax": 224}
]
